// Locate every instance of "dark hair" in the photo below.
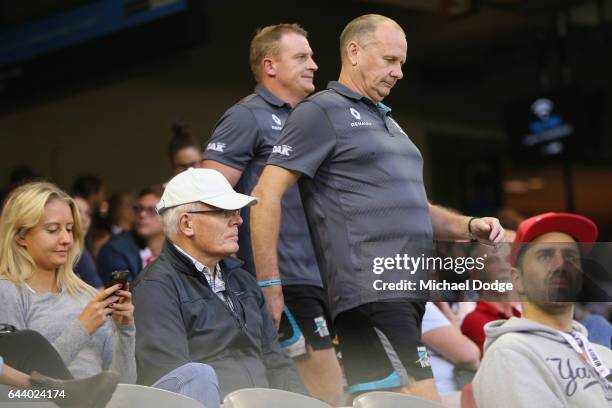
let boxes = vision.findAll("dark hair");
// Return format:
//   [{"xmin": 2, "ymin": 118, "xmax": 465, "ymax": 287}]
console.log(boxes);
[
  {"xmin": 137, "ymin": 184, "xmax": 164, "ymax": 200},
  {"xmin": 168, "ymin": 122, "xmax": 201, "ymax": 162},
  {"xmin": 71, "ymin": 174, "xmax": 103, "ymax": 199},
  {"xmin": 107, "ymin": 192, "xmax": 133, "ymax": 226}
]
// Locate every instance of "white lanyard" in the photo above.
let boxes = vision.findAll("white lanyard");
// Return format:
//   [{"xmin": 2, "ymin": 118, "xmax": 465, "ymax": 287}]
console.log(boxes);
[{"xmin": 559, "ymin": 330, "xmax": 612, "ymax": 386}]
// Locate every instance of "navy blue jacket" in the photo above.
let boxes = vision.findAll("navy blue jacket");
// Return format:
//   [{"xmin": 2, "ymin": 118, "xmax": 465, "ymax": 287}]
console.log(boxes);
[
  {"xmin": 132, "ymin": 240, "xmax": 306, "ymax": 397},
  {"xmin": 97, "ymin": 231, "xmax": 142, "ymax": 285},
  {"xmin": 75, "ymin": 247, "xmax": 103, "ymax": 288}
]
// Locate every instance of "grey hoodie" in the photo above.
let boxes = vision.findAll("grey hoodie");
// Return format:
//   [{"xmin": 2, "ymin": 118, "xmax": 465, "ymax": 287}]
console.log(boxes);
[{"xmin": 473, "ymin": 317, "xmax": 612, "ymax": 407}]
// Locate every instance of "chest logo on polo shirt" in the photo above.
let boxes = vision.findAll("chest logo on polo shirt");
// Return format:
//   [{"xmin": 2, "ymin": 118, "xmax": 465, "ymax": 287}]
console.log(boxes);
[
  {"xmin": 206, "ymin": 142, "xmax": 226, "ymax": 153},
  {"xmin": 272, "ymin": 144, "xmax": 292, "ymax": 156},
  {"xmin": 349, "ymin": 107, "xmax": 373, "ymax": 128},
  {"xmin": 271, "ymin": 114, "xmax": 283, "ymax": 130}
]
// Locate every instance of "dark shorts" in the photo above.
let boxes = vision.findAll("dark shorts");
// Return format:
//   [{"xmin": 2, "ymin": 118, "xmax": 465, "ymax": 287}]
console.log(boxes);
[
  {"xmin": 334, "ymin": 301, "xmax": 433, "ymax": 394},
  {"xmin": 278, "ymin": 285, "xmax": 334, "ymax": 358}
]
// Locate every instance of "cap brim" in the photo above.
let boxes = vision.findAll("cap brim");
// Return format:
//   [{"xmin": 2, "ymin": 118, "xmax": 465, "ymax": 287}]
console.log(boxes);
[{"xmin": 202, "ymin": 191, "xmax": 257, "ymax": 210}]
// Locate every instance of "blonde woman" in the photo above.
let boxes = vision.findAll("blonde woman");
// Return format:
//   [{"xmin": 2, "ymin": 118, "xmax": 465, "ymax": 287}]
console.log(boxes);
[{"xmin": 0, "ymin": 182, "xmax": 136, "ymax": 383}]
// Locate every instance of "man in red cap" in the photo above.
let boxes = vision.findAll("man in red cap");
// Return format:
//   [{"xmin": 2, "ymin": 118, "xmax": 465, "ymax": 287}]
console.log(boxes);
[{"xmin": 473, "ymin": 212, "xmax": 612, "ymax": 407}]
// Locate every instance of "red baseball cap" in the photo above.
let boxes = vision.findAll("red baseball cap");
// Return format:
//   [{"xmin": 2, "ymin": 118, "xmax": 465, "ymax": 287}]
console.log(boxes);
[{"xmin": 510, "ymin": 212, "xmax": 598, "ymax": 266}]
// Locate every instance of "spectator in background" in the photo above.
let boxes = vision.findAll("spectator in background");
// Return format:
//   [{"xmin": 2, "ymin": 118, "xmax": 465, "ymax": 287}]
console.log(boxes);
[
  {"xmin": 422, "ymin": 302, "xmax": 480, "ymax": 402},
  {"xmin": 97, "ymin": 185, "xmax": 164, "ymax": 285},
  {"xmin": 73, "ymin": 196, "xmax": 103, "ymax": 288},
  {"xmin": 71, "ymin": 174, "xmax": 109, "ymax": 258},
  {"xmin": 474, "ymin": 212, "xmax": 612, "ymax": 407},
  {"xmin": 0, "ymin": 182, "xmax": 136, "ymax": 382},
  {"xmin": 574, "ymin": 303, "xmax": 612, "ymax": 348},
  {"xmin": 107, "ymin": 193, "xmax": 136, "ymax": 236},
  {"xmin": 71, "ymin": 174, "xmax": 107, "ymax": 217},
  {"xmin": 461, "ymin": 230, "xmax": 521, "ymax": 357},
  {"xmin": 169, "ymin": 122, "xmax": 202, "ymax": 177}
]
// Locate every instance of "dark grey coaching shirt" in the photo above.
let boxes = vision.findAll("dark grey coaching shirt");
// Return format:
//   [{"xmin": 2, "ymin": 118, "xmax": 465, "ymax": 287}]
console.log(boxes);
[
  {"xmin": 267, "ymin": 81, "xmax": 433, "ymax": 319},
  {"xmin": 204, "ymin": 85, "xmax": 322, "ymax": 288}
]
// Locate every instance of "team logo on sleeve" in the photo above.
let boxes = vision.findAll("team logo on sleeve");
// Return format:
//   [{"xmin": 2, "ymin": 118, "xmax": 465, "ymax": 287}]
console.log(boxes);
[
  {"xmin": 272, "ymin": 144, "xmax": 292, "ymax": 156},
  {"xmin": 271, "ymin": 114, "xmax": 283, "ymax": 130},
  {"xmin": 206, "ymin": 142, "xmax": 226, "ymax": 153}
]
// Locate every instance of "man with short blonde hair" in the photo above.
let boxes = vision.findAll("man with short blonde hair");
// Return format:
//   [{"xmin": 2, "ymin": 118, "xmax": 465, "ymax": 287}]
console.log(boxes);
[
  {"xmin": 203, "ymin": 23, "xmax": 343, "ymax": 405},
  {"xmin": 249, "ymin": 24, "xmax": 308, "ymax": 82}
]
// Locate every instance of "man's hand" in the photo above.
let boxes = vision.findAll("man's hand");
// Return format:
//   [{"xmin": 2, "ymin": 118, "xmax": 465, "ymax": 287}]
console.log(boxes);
[
  {"xmin": 262, "ymin": 285, "xmax": 285, "ymax": 330},
  {"xmin": 470, "ymin": 217, "xmax": 505, "ymax": 245}
]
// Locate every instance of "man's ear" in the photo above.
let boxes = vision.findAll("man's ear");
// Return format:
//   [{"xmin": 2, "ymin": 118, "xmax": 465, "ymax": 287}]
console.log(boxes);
[
  {"xmin": 262, "ymin": 57, "xmax": 277, "ymax": 78},
  {"xmin": 346, "ymin": 41, "xmax": 360, "ymax": 66},
  {"xmin": 178, "ymin": 214, "xmax": 195, "ymax": 238},
  {"xmin": 511, "ymin": 267, "xmax": 524, "ymax": 296}
]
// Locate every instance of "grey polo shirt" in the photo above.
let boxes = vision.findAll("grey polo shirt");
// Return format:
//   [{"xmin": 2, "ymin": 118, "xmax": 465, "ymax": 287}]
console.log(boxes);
[
  {"xmin": 267, "ymin": 81, "xmax": 433, "ymax": 319},
  {"xmin": 204, "ymin": 85, "xmax": 322, "ymax": 288}
]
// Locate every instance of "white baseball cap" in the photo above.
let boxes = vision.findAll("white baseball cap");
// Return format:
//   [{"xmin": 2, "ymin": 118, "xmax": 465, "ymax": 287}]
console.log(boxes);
[{"xmin": 156, "ymin": 168, "xmax": 256, "ymax": 212}]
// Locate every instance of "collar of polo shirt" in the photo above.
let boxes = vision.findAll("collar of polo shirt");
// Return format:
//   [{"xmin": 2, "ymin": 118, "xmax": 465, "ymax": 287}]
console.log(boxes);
[
  {"xmin": 255, "ymin": 85, "xmax": 291, "ymax": 108},
  {"xmin": 328, "ymin": 81, "xmax": 391, "ymax": 112}
]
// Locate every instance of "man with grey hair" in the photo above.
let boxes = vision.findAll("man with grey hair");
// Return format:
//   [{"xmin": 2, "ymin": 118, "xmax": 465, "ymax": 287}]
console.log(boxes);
[
  {"xmin": 132, "ymin": 168, "xmax": 306, "ymax": 402},
  {"xmin": 250, "ymin": 14, "xmax": 505, "ymax": 402}
]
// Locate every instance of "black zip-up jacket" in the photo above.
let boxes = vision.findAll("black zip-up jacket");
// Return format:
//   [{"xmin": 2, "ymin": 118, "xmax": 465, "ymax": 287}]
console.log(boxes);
[{"xmin": 132, "ymin": 240, "xmax": 306, "ymax": 397}]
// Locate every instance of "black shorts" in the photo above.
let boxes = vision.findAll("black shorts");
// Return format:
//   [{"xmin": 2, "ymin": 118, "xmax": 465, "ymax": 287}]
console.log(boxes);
[
  {"xmin": 278, "ymin": 285, "xmax": 334, "ymax": 358},
  {"xmin": 334, "ymin": 301, "xmax": 433, "ymax": 394}
]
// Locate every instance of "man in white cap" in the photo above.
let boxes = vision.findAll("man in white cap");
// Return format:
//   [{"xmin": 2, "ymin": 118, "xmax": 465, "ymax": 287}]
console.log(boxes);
[{"xmin": 132, "ymin": 168, "xmax": 306, "ymax": 403}]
